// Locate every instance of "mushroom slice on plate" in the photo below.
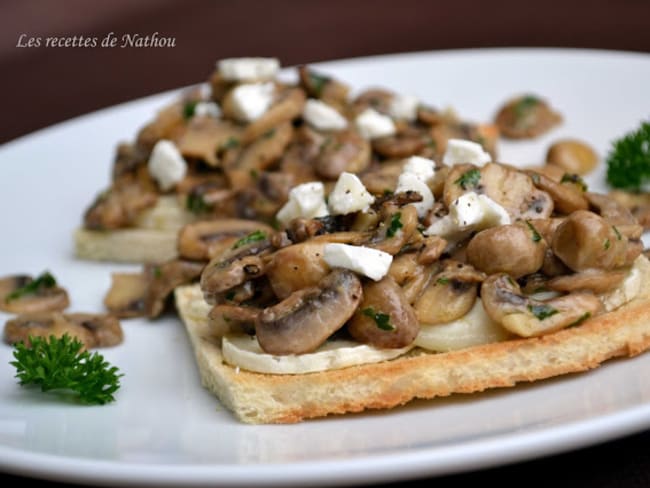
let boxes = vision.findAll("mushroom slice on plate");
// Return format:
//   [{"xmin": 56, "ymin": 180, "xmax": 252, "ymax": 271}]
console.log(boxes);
[
  {"xmin": 0, "ymin": 272, "xmax": 69, "ymax": 314},
  {"xmin": 494, "ymin": 94, "xmax": 562, "ymax": 139},
  {"xmin": 104, "ymin": 272, "xmax": 149, "ymax": 318}
]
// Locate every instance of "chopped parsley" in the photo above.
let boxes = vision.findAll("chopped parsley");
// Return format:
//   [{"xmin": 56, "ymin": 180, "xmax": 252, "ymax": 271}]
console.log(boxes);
[
  {"xmin": 221, "ymin": 137, "xmax": 240, "ymax": 150},
  {"xmin": 525, "ymin": 220, "xmax": 542, "ymax": 243},
  {"xmin": 232, "ymin": 230, "xmax": 267, "ymax": 249},
  {"xmin": 262, "ymin": 128, "xmax": 276, "ymax": 139},
  {"xmin": 613, "ymin": 225, "xmax": 622, "ymax": 241},
  {"xmin": 5, "ymin": 272, "xmax": 56, "ymax": 303},
  {"xmin": 527, "ymin": 303, "xmax": 559, "ymax": 321},
  {"xmin": 362, "ymin": 307, "xmax": 395, "ymax": 331},
  {"xmin": 153, "ymin": 266, "xmax": 162, "ymax": 279},
  {"xmin": 604, "ymin": 238, "xmax": 611, "ymax": 250},
  {"xmin": 183, "ymin": 100, "xmax": 198, "ymax": 119},
  {"xmin": 454, "ymin": 168, "xmax": 481, "ymax": 190},
  {"xmin": 186, "ymin": 193, "xmax": 211, "ymax": 214},
  {"xmin": 560, "ymin": 173, "xmax": 588, "ymax": 192},
  {"xmin": 386, "ymin": 212, "xmax": 403, "ymax": 238},
  {"xmin": 308, "ymin": 72, "xmax": 330, "ymax": 97},
  {"xmin": 568, "ymin": 312, "xmax": 591, "ymax": 328},
  {"xmin": 514, "ymin": 95, "xmax": 539, "ymax": 119},
  {"xmin": 436, "ymin": 277, "xmax": 450, "ymax": 285}
]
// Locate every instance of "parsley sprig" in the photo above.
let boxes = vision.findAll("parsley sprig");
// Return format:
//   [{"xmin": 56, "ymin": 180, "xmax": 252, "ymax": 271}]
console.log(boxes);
[
  {"xmin": 5, "ymin": 271, "xmax": 56, "ymax": 303},
  {"xmin": 606, "ymin": 121, "xmax": 650, "ymax": 191},
  {"xmin": 362, "ymin": 307, "xmax": 395, "ymax": 331},
  {"xmin": 11, "ymin": 334, "xmax": 122, "ymax": 405},
  {"xmin": 233, "ymin": 230, "xmax": 267, "ymax": 249}
]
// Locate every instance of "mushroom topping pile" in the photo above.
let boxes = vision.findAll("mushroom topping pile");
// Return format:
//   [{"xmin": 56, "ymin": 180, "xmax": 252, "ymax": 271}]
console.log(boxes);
[{"xmin": 195, "ymin": 152, "xmax": 646, "ymax": 356}]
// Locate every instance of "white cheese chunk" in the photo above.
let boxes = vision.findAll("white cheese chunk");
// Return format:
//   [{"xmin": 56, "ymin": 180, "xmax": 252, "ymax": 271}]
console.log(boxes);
[
  {"xmin": 148, "ymin": 140, "xmax": 187, "ymax": 191},
  {"xmin": 388, "ymin": 94, "xmax": 419, "ymax": 121},
  {"xmin": 328, "ymin": 172, "xmax": 375, "ymax": 215},
  {"xmin": 223, "ymin": 334, "xmax": 412, "ymax": 374},
  {"xmin": 303, "ymin": 99, "xmax": 348, "ymax": 131},
  {"xmin": 395, "ymin": 172, "xmax": 434, "ymax": 218},
  {"xmin": 415, "ymin": 299, "xmax": 511, "ymax": 352},
  {"xmin": 217, "ymin": 57, "xmax": 280, "ymax": 82},
  {"xmin": 276, "ymin": 181, "xmax": 329, "ymax": 225},
  {"xmin": 323, "ymin": 243, "xmax": 392, "ymax": 281},
  {"xmin": 450, "ymin": 192, "xmax": 511, "ymax": 230},
  {"xmin": 231, "ymin": 82, "xmax": 275, "ymax": 122},
  {"xmin": 402, "ymin": 155, "xmax": 436, "ymax": 182},
  {"xmin": 193, "ymin": 101, "xmax": 221, "ymax": 118},
  {"xmin": 355, "ymin": 108, "xmax": 396, "ymax": 139},
  {"xmin": 443, "ymin": 138, "xmax": 491, "ymax": 167}
]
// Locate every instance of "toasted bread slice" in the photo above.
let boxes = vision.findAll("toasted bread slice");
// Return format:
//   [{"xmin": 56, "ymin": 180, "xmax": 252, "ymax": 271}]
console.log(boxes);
[
  {"xmin": 174, "ymin": 260, "xmax": 650, "ymax": 424},
  {"xmin": 74, "ymin": 196, "xmax": 195, "ymax": 263}
]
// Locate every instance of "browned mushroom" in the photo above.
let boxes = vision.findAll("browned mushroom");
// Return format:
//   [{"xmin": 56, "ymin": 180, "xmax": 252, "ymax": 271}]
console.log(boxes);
[
  {"xmin": 466, "ymin": 223, "xmax": 546, "ymax": 278},
  {"xmin": 174, "ymin": 117, "xmax": 242, "ymax": 167},
  {"xmin": 494, "ymin": 94, "xmax": 562, "ymax": 139},
  {"xmin": 208, "ymin": 303, "xmax": 260, "ymax": 336},
  {"xmin": 359, "ymin": 160, "xmax": 405, "ymax": 196},
  {"xmin": 545, "ymin": 139, "xmax": 598, "ymax": 175},
  {"xmin": 298, "ymin": 66, "xmax": 350, "ymax": 109},
  {"xmin": 526, "ymin": 170, "xmax": 588, "ymax": 215},
  {"xmin": 242, "ymin": 87, "xmax": 306, "ymax": 143},
  {"xmin": 348, "ymin": 275, "xmax": 419, "ymax": 348},
  {"xmin": 145, "ymin": 260, "xmax": 205, "ymax": 317},
  {"xmin": 136, "ymin": 102, "xmax": 186, "ymax": 151},
  {"xmin": 103, "ymin": 272, "xmax": 148, "ymax": 318},
  {"xmin": 313, "ymin": 130, "xmax": 371, "ymax": 179},
  {"xmin": 0, "ymin": 272, "xmax": 69, "ymax": 314},
  {"xmin": 255, "ymin": 269, "xmax": 362, "ymax": 354},
  {"xmin": 4, "ymin": 312, "xmax": 123, "ymax": 348},
  {"xmin": 177, "ymin": 220, "xmax": 274, "ymax": 261},
  {"xmin": 371, "ymin": 127, "xmax": 427, "ymax": 159},
  {"xmin": 366, "ymin": 203, "xmax": 419, "ymax": 255},
  {"xmin": 547, "ymin": 268, "xmax": 628, "ymax": 294},
  {"xmin": 481, "ymin": 273, "xmax": 603, "ymax": 337}
]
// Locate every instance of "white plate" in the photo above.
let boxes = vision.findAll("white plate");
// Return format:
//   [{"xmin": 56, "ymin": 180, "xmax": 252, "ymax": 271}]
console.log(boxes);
[{"xmin": 1, "ymin": 48, "xmax": 650, "ymax": 487}]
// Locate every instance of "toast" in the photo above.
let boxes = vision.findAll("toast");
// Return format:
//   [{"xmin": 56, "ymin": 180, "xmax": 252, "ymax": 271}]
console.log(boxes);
[{"xmin": 174, "ymin": 255, "xmax": 650, "ymax": 424}]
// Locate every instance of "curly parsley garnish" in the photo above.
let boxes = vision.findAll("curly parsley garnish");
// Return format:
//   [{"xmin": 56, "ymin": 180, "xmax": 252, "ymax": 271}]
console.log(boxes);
[
  {"xmin": 11, "ymin": 334, "xmax": 122, "ymax": 405},
  {"xmin": 454, "ymin": 168, "xmax": 481, "ymax": 190},
  {"xmin": 362, "ymin": 307, "xmax": 395, "ymax": 331},
  {"xmin": 232, "ymin": 230, "xmax": 267, "ymax": 249},
  {"xmin": 606, "ymin": 121, "xmax": 650, "ymax": 191},
  {"xmin": 5, "ymin": 271, "xmax": 57, "ymax": 303}
]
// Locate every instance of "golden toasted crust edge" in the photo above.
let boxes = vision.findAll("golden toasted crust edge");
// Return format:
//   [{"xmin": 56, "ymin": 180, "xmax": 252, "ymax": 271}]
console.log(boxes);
[{"xmin": 174, "ymin": 263, "xmax": 650, "ymax": 424}]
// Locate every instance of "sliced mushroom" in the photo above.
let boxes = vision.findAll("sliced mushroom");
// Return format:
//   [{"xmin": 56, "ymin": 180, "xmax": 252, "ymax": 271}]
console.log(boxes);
[
  {"xmin": 242, "ymin": 87, "xmax": 306, "ymax": 143},
  {"xmin": 208, "ymin": 303, "xmax": 260, "ymax": 336},
  {"xmin": 298, "ymin": 66, "xmax": 350, "ymax": 108},
  {"xmin": 494, "ymin": 94, "xmax": 562, "ymax": 139},
  {"xmin": 112, "ymin": 143, "xmax": 149, "ymax": 180},
  {"xmin": 200, "ymin": 239, "xmax": 273, "ymax": 303},
  {"xmin": 526, "ymin": 170, "xmax": 588, "ymax": 214},
  {"xmin": 547, "ymin": 268, "xmax": 628, "ymax": 294},
  {"xmin": 178, "ymin": 220, "xmax": 274, "ymax": 261},
  {"xmin": 414, "ymin": 261, "xmax": 484, "ymax": 325},
  {"xmin": 607, "ymin": 190, "xmax": 650, "ymax": 231},
  {"xmin": 256, "ymin": 269, "xmax": 362, "ymax": 355},
  {"xmin": 314, "ymin": 130, "xmax": 371, "ymax": 179},
  {"xmin": 359, "ymin": 160, "xmax": 405, "ymax": 195},
  {"xmin": 348, "ymin": 275, "xmax": 419, "ymax": 348},
  {"xmin": 367, "ymin": 200, "xmax": 419, "ymax": 255},
  {"xmin": 552, "ymin": 210, "xmax": 628, "ymax": 271},
  {"xmin": 585, "ymin": 192, "xmax": 644, "ymax": 239},
  {"xmin": 481, "ymin": 273, "xmax": 603, "ymax": 337},
  {"xmin": 136, "ymin": 102, "xmax": 185, "ymax": 151},
  {"xmin": 371, "ymin": 127, "xmax": 427, "ymax": 159},
  {"xmin": 466, "ymin": 223, "xmax": 546, "ymax": 278},
  {"xmin": 0, "ymin": 273, "xmax": 69, "ymax": 314},
  {"xmin": 545, "ymin": 139, "xmax": 598, "ymax": 175},
  {"xmin": 103, "ymin": 272, "xmax": 148, "ymax": 318},
  {"xmin": 4, "ymin": 312, "xmax": 123, "ymax": 348},
  {"xmin": 175, "ymin": 117, "xmax": 242, "ymax": 167},
  {"xmin": 351, "ymin": 89, "xmax": 393, "ymax": 115},
  {"xmin": 225, "ymin": 121, "xmax": 294, "ymax": 190},
  {"xmin": 146, "ymin": 260, "xmax": 205, "ymax": 317}
]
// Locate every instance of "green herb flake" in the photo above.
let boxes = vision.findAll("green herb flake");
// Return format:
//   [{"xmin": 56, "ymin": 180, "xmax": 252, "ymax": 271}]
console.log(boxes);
[
  {"xmin": 613, "ymin": 225, "xmax": 622, "ymax": 241},
  {"xmin": 232, "ymin": 230, "xmax": 267, "ymax": 249},
  {"xmin": 186, "ymin": 193, "xmax": 211, "ymax": 214},
  {"xmin": 530, "ymin": 173, "xmax": 541, "ymax": 185},
  {"xmin": 221, "ymin": 137, "xmax": 240, "ymax": 150},
  {"xmin": 250, "ymin": 169, "xmax": 259, "ymax": 180},
  {"xmin": 560, "ymin": 173, "xmax": 588, "ymax": 192},
  {"xmin": 262, "ymin": 128, "xmax": 276, "ymax": 139},
  {"xmin": 454, "ymin": 168, "xmax": 481, "ymax": 190},
  {"xmin": 527, "ymin": 303, "xmax": 559, "ymax": 321},
  {"xmin": 437, "ymin": 277, "xmax": 450, "ymax": 285},
  {"xmin": 383, "ymin": 189, "xmax": 394, "ymax": 196},
  {"xmin": 153, "ymin": 266, "xmax": 162, "ymax": 279},
  {"xmin": 362, "ymin": 307, "xmax": 395, "ymax": 331},
  {"xmin": 514, "ymin": 95, "xmax": 539, "ymax": 119},
  {"xmin": 568, "ymin": 312, "xmax": 591, "ymax": 328},
  {"xmin": 308, "ymin": 72, "xmax": 330, "ymax": 97},
  {"xmin": 525, "ymin": 220, "xmax": 542, "ymax": 243},
  {"xmin": 604, "ymin": 238, "xmax": 611, "ymax": 250},
  {"xmin": 11, "ymin": 334, "xmax": 122, "ymax": 405},
  {"xmin": 183, "ymin": 100, "xmax": 198, "ymax": 119},
  {"xmin": 5, "ymin": 271, "xmax": 57, "ymax": 303},
  {"xmin": 225, "ymin": 291, "xmax": 236, "ymax": 301},
  {"xmin": 386, "ymin": 212, "xmax": 403, "ymax": 238}
]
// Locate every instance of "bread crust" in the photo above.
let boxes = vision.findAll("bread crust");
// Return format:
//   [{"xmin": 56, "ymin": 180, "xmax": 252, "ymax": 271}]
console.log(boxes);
[{"xmin": 174, "ymin": 262, "xmax": 650, "ymax": 424}]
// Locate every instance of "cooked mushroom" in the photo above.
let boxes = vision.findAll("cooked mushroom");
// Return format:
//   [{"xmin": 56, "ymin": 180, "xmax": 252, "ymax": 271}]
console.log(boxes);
[
  {"xmin": 200, "ymin": 239, "xmax": 273, "ymax": 303},
  {"xmin": 527, "ymin": 170, "xmax": 588, "ymax": 214},
  {"xmin": 552, "ymin": 210, "xmax": 629, "ymax": 271},
  {"xmin": 547, "ymin": 268, "xmax": 628, "ymax": 294},
  {"xmin": 371, "ymin": 127, "xmax": 427, "ymax": 159},
  {"xmin": 314, "ymin": 130, "xmax": 371, "ymax": 179},
  {"xmin": 585, "ymin": 192, "xmax": 644, "ymax": 238},
  {"xmin": 545, "ymin": 139, "xmax": 598, "ymax": 175},
  {"xmin": 298, "ymin": 66, "xmax": 350, "ymax": 108},
  {"xmin": 351, "ymin": 89, "xmax": 394, "ymax": 116},
  {"xmin": 103, "ymin": 272, "xmax": 148, "ymax": 318},
  {"xmin": 466, "ymin": 223, "xmax": 546, "ymax": 278},
  {"xmin": 366, "ymin": 200, "xmax": 419, "ymax": 255},
  {"xmin": 208, "ymin": 303, "xmax": 260, "ymax": 336},
  {"xmin": 175, "ymin": 117, "xmax": 242, "ymax": 167},
  {"xmin": 146, "ymin": 260, "xmax": 205, "ymax": 317},
  {"xmin": 0, "ymin": 272, "xmax": 69, "ymax": 314},
  {"xmin": 607, "ymin": 190, "xmax": 650, "ymax": 231},
  {"xmin": 494, "ymin": 94, "xmax": 562, "ymax": 139},
  {"xmin": 178, "ymin": 220, "xmax": 274, "ymax": 261},
  {"xmin": 348, "ymin": 275, "xmax": 419, "ymax": 348},
  {"xmin": 136, "ymin": 102, "xmax": 185, "ymax": 151},
  {"xmin": 414, "ymin": 260, "xmax": 485, "ymax": 325},
  {"xmin": 255, "ymin": 269, "xmax": 362, "ymax": 355},
  {"xmin": 4, "ymin": 312, "xmax": 123, "ymax": 348},
  {"xmin": 243, "ymin": 87, "xmax": 306, "ymax": 143},
  {"xmin": 359, "ymin": 160, "xmax": 405, "ymax": 195},
  {"xmin": 481, "ymin": 273, "xmax": 603, "ymax": 337}
]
